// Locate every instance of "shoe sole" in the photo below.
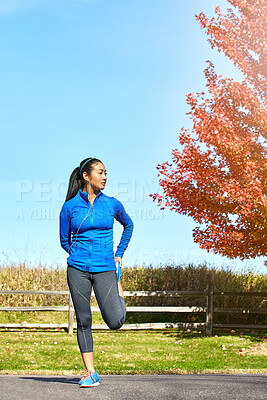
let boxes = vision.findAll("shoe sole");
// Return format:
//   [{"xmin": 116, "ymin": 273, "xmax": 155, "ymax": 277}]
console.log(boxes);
[{"xmin": 79, "ymin": 381, "xmax": 100, "ymax": 388}]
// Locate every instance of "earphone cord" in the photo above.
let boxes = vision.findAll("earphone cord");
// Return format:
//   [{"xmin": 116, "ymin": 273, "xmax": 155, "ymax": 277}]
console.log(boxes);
[{"xmin": 68, "ymin": 205, "xmax": 93, "ymax": 254}]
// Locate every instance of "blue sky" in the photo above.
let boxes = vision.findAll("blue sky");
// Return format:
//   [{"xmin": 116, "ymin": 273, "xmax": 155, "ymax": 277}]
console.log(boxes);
[{"xmin": 1, "ymin": 0, "xmax": 265, "ymax": 272}]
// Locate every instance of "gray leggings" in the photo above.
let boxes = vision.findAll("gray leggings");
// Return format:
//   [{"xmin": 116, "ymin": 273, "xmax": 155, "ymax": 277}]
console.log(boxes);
[{"xmin": 67, "ymin": 264, "xmax": 126, "ymax": 353}]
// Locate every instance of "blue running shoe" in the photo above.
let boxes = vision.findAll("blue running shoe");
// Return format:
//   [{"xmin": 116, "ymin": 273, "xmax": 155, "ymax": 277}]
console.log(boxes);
[
  {"xmin": 78, "ymin": 369, "xmax": 100, "ymax": 387},
  {"xmin": 116, "ymin": 262, "xmax": 121, "ymax": 282}
]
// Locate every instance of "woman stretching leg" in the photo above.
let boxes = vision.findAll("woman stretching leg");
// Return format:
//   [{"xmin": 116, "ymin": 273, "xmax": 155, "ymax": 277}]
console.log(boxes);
[
  {"xmin": 59, "ymin": 157, "xmax": 134, "ymax": 387},
  {"xmin": 67, "ymin": 266, "xmax": 126, "ymax": 377}
]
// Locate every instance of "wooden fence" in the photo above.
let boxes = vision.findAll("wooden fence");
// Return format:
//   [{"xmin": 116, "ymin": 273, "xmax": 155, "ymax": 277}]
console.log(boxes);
[{"xmin": 0, "ymin": 283, "xmax": 266, "ymax": 336}]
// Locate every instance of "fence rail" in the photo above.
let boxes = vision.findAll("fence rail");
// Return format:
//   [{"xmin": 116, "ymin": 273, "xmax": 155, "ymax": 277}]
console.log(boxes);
[{"xmin": 0, "ymin": 286, "xmax": 266, "ymax": 335}]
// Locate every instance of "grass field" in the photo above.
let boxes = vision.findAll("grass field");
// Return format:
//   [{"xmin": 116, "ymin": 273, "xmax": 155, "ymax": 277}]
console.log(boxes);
[
  {"xmin": 1, "ymin": 327, "xmax": 266, "ymax": 375},
  {"xmin": 0, "ymin": 263, "xmax": 266, "ymax": 375}
]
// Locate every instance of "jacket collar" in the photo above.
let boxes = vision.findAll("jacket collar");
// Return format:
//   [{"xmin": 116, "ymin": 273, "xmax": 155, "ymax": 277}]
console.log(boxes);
[{"xmin": 78, "ymin": 188, "xmax": 102, "ymax": 204}]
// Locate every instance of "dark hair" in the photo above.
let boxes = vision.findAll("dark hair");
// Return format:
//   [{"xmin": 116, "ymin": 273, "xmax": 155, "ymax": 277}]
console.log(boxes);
[{"xmin": 65, "ymin": 157, "xmax": 102, "ymax": 201}]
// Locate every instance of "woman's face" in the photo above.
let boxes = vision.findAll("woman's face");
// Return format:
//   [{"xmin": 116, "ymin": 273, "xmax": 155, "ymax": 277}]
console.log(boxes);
[{"xmin": 84, "ymin": 162, "xmax": 107, "ymax": 191}]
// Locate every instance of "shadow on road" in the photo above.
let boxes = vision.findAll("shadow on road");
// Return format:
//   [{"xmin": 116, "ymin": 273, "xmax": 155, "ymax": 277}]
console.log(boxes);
[{"xmin": 18, "ymin": 376, "xmax": 79, "ymax": 385}]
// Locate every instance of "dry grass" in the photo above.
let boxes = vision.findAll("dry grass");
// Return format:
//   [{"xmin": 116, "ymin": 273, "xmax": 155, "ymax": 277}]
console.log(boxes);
[
  {"xmin": 242, "ymin": 342, "xmax": 267, "ymax": 356},
  {"xmin": 0, "ymin": 262, "xmax": 266, "ymax": 325}
]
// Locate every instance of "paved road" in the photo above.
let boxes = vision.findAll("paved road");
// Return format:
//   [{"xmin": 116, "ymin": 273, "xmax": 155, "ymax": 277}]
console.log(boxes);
[{"xmin": 0, "ymin": 374, "xmax": 266, "ymax": 400}]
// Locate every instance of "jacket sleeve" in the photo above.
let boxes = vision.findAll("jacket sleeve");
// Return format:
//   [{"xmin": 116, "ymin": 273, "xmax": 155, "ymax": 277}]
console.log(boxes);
[
  {"xmin": 113, "ymin": 198, "xmax": 134, "ymax": 258},
  {"xmin": 59, "ymin": 202, "xmax": 71, "ymax": 253}
]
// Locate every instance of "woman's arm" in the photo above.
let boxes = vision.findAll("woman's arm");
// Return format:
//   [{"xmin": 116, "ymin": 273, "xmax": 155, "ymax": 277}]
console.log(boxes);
[
  {"xmin": 113, "ymin": 198, "xmax": 134, "ymax": 259},
  {"xmin": 59, "ymin": 202, "xmax": 71, "ymax": 253}
]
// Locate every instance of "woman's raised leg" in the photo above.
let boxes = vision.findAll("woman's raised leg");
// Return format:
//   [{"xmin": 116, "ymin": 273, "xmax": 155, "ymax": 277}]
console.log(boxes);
[{"xmin": 92, "ymin": 270, "xmax": 126, "ymax": 330}]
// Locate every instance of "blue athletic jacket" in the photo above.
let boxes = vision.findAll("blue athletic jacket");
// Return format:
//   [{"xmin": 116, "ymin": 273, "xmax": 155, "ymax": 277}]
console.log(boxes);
[{"xmin": 59, "ymin": 189, "xmax": 134, "ymax": 272}]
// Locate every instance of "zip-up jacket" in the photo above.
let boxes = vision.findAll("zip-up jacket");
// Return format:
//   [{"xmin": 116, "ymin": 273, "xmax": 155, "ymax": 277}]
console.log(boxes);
[{"xmin": 59, "ymin": 188, "xmax": 134, "ymax": 272}]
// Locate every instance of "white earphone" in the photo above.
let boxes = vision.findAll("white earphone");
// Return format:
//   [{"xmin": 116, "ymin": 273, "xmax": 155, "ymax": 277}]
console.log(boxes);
[{"xmin": 68, "ymin": 193, "xmax": 93, "ymax": 254}]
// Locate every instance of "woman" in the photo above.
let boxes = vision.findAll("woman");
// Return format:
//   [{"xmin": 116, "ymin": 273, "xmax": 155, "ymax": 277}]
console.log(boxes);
[{"xmin": 59, "ymin": 157, "xmax": 134, "ymax": 387}]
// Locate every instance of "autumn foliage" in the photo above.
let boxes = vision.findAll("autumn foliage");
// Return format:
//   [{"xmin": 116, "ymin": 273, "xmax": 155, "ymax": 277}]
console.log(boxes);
[{"xmin": 150, "ymin": 0, "xmax": 267, "ymax": 263}]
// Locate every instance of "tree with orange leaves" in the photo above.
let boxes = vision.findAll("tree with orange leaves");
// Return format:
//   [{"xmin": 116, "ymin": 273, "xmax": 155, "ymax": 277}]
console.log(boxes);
[{"xmin": 150, "ymin": 0, "xmax": 267, "ymax": 264}]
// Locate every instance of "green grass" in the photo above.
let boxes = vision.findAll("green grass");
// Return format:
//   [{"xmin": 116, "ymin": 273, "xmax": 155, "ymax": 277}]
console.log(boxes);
[
  {"xmin": 1, "ymin": 327, "xmax": 266, "ymax": 375},
  {"xmin": 0, "ymin": 263, "xmax": 266, "ymax": 375},
  {"xmin": 0, "ymin": 310, "xmax": 105, "ymax": 325}
]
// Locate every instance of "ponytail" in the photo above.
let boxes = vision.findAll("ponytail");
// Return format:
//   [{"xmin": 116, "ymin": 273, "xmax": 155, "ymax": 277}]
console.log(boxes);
[
  {"xmin": 65, "ymin": 167, "xmax": 83, "ymax": 201},
  {"xmin": 65, "ymin": 157, "xmax": 102, "ymax": 202}
]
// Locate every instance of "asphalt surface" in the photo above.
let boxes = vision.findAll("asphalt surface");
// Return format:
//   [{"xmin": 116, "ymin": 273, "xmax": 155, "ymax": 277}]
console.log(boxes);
[{"xmin": 0, "ymin": 374, "xmax": 266, "ymax": 400}]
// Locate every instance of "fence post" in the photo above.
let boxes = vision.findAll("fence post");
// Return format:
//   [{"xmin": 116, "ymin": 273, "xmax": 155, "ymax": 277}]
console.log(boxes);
[
  {"xmin": 68, "ymin": 292, "xmax": 74, "ymax": 335},
  {"xmin": 206, "ymin": 282, "xmax": 213, "ymax": 336}
]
